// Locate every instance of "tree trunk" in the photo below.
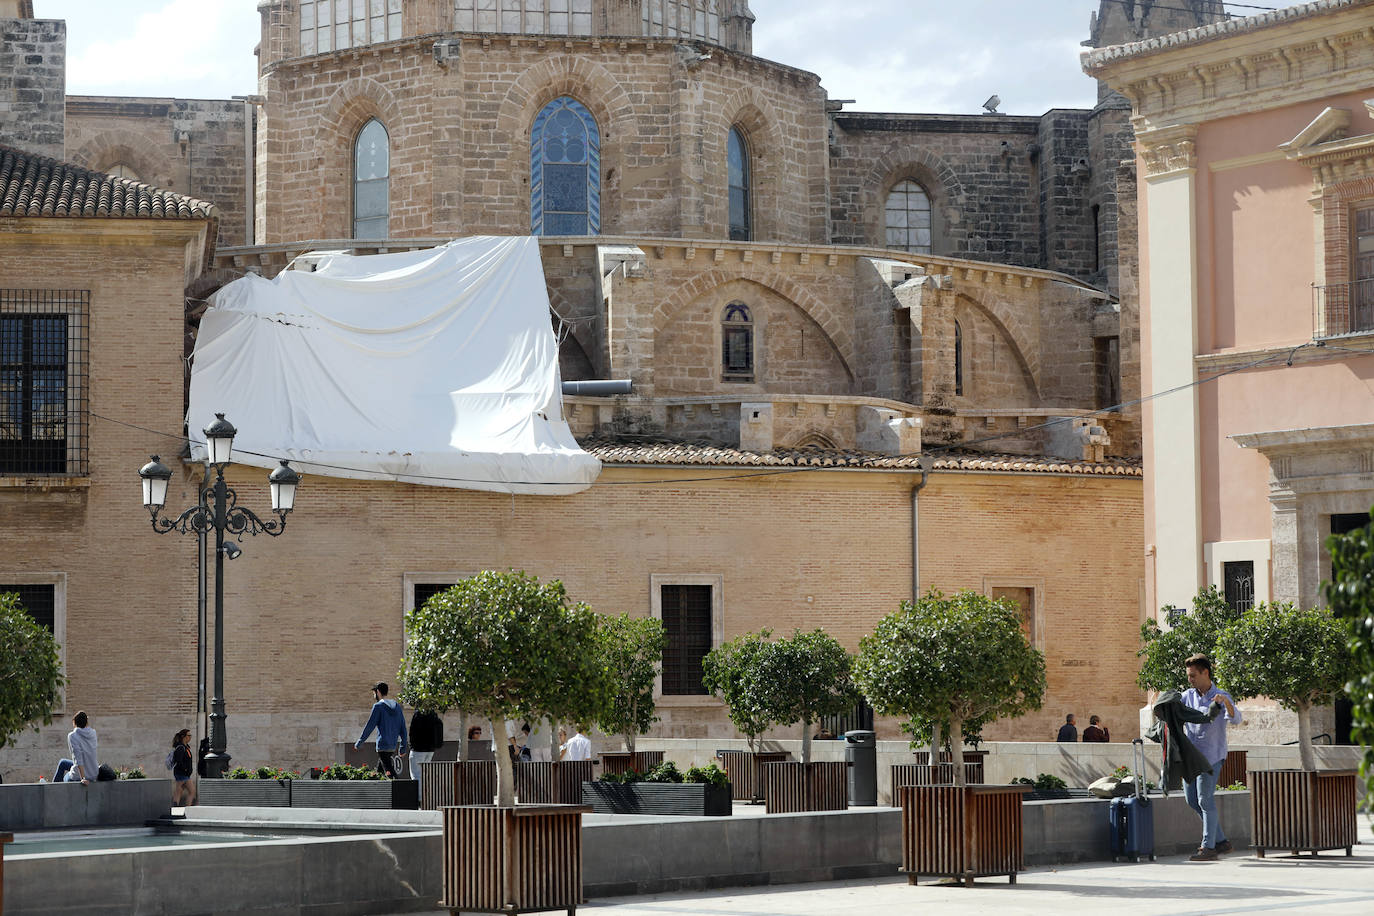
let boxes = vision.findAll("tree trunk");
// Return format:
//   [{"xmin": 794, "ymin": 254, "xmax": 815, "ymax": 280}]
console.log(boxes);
[
  {"xmin": 801, "ymin": 720, "xmax": 812, "ymax": 765},
  {"xmin": 929, "ymin": 722, "xmax": 942, "ymax": 768},
  {"xmin": 625, "ymin": 730, "xmax": 636, "ymax": 754},
  {"xmin": 1297, "ymin": 702, "xmax": 1316, "ymax": 772},
  {"xmin": 456, "ymin": 710, "xmax": 469, "ymax": 761},
  {"xmin": 949, "ymin": 717, "xmax": 966, "ymax": 787},
  {"xmin": 494, "ymin": 717, "xmax": 516, "ymax": 806},
  {"xmin": 747, "ymin": 733, "xmax": 758, "ymax": 755},
  {"xmin": 549, "ymin": 717, "xmax": 560, "ymax": 760}
]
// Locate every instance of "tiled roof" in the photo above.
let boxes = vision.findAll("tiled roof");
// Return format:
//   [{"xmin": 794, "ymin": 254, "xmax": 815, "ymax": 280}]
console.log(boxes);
[
  {"xmin": 1083, "ymin": 0, "xmax": 1362, "ymax": 71},
  {"xmin": 580, "ymin": 438, "xmax": 1142, "ymax": 477},
  {"xmin": 0, "ymin": 144, "xmax": 218, "ymax": 221}
]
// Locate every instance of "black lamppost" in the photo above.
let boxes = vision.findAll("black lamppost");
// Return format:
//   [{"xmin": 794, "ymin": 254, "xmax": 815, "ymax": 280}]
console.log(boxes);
[{"xmin": 138, "ymin": 413, "xmax": 301, "ymax": 778}]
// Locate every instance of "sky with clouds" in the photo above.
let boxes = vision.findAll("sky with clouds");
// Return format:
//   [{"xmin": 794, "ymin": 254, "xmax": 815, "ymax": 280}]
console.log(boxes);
[{"xmin": 40, "ymin": 0, "xmax": 1310, "ymax": 115}]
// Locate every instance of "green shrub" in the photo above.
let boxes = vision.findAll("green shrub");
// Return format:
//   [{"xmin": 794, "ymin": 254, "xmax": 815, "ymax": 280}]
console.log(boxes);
[
  {"xmin": 117, "ymin": 766, "xmax": 146, "ymax": 780},
  {"xmin": 1034, "ymin": 773, "xmax": 1067, "ymax": 791},
  {"xmin": 224, "ymin": 765, "xmax": 300, "ymax": 780},
  {"xmin": 684, "ymin": 763, "xmax": 729, "ymax": 787},
  {"xmin": 597, "ymin": 769, "xmax": 642, "ymax": 784},
  {"xmin": 1219, "ymin": 780, "xmax": 1248, "ymax": 791},
  {"xmin": 644, "ymin": 760, "xmax": 683, "ymax": 783},
  {"xmin": 317, "ymin": 763, "xmax": 385, "ymax": 780}
]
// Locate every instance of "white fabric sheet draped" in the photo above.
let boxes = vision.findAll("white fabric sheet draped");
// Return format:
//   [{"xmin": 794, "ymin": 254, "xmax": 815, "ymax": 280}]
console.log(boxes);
[{"xmin": 187, "ymin": 236, "xmax": 600, "ymax": 494}]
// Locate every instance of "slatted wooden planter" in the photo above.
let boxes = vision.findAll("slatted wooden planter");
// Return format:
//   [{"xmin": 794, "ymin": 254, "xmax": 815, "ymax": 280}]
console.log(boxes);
[
  {"xmin": 197, "ymin": 778, "xmax": 292, "ymax": 807},
  {"xmin": 762, "ymin": 761, "xmax": 849, "ymax": 813},
  {"xmin": 598, "ymin": 751, "xmax": 665, "ymax": 776},
  {"xmin": 892, "ymin": 761, "xmax": 984, "ymax": 789},
  {"xmin": 515, "ymin": 761, "xmax": 597, "ymax": 805},
  {"xmin": 913, "ymin": 750, "xmax": 989, "ymax": 767},
  {"xmin": 1250, "ymin": 769, "xmax": 1358, "ymax": 857},
  {"xmin": 441, "ymin": 804, "xmax": 589, "ymax": 915},
  {"xmin": 1217, "ymin": 750, "xmax": 1248, "ymax": 788},
  {"xmin": 716, "ymin": 750, "xmax": 790, "ymax": 802},
  {"xmin": 582, "ymin": 781, "xmax": 733, "ymax": 816},
  {"xmin": 421, "ymin": 761, "xmax": 499, "ymax": 809},
  {"xmin": 898, "ymin": 783, "xmax": 1028, "ymax": 886}
]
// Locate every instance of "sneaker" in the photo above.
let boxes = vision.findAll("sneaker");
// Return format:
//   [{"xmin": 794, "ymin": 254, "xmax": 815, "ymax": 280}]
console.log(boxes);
[
  {"xmin": 1189, "ymin": 846, "xmax": 1218, "ymax": 861},
  {"xmin": 1216, "ymin": 840, "xmax": 1233, "ymax": 854}
]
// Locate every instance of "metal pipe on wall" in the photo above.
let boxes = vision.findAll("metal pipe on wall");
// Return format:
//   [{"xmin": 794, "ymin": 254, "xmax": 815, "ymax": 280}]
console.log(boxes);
[{"xmin": 911, "ymin": 467, "xmax": 929, "ymax": 602}]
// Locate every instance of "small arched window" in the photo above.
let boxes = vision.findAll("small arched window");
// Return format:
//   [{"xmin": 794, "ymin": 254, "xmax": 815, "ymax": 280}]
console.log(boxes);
[
  {"xmin": 353, "ymin": 118, "xmax": 390, "ymax": 239},
  {"xmin": 722, "ymin": 302, "xmax": 754, "ymax": 381},
  {"xmin": 105, "ymin": 163, "xmax": 141, "ymax": 182},
  {"xmin": 954, "ymin": 320, "xmax": 964, "ymax": 396},
  {"xmin": 885, "ymin": 179, "xmax": 932, "ymax": 254},
  {"xmin": 727, "ymin": 126, "xmax": 751, "ymax": 241},
  {"xmin": 531, "ymin": 96, "xmax": 600, "ymax": 236}
]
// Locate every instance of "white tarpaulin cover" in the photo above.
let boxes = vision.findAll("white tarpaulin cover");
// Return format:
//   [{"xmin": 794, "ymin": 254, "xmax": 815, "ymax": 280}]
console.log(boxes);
[{"xmin": 188, "ymin": 236, "xmax": 601, "ymax": 494}]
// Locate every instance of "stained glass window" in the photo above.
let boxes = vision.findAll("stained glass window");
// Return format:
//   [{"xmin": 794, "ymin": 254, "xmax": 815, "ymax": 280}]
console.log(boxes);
[
  {"xmin": 531, "ymin": 97, "xmax": 600, "ymax": 236},
  {"xmin": 353, "ymin": 118, "xmax": 389, "ymax": 239},
  {"xmin": 728, "ymin": 126, "xmax": 751, "ymax": 241}
]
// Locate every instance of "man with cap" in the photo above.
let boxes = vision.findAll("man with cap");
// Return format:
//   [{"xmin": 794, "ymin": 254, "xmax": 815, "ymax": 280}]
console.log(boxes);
[{"xmin": 355, "ymin": 682, "xmax": 408, "ymax": 778}]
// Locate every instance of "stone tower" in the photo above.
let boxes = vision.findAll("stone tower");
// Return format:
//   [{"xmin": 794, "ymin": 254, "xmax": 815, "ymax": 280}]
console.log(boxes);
[
  {"xmin": 0, "ymin": 0, "xmax": 66, "ymax": 160},
  {"xmin": 1087, "ymin": 1, "xmax": 1228, "ymax": 102}
]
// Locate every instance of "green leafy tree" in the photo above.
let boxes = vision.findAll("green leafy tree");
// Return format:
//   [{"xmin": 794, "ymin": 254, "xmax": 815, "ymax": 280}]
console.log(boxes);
[
  {"xmin": 1214, "ymin": 602, "xmax": 1354, "ymax": 772},
  {"xmin": 398, "ymin": 570, "xmax": 614, "ymax": 805},
  {"xmin": 853, "ymin": 590, "xmax": 1046, "ymax": 785},
  {"xmin": 1324, "ymin": 508, "xmax": 1374, "ymax": 796},
  {"xmin": 702, "ymin": 630, "xmax": 775, "ymax": 754},
  {"xmin": 751, "ymin": 629, "xmax": 859, "ymax": 765},
  {"xmin": 1137, "ymin": 586, "xmax": 1242, "ymax": 692},
  {"xmin": 0, "ymin": 591, "xmax": 66, "ymax": 748},
  {"xmin": 596, "ymin": 614, "xmax": 666, "ymax": 753}
]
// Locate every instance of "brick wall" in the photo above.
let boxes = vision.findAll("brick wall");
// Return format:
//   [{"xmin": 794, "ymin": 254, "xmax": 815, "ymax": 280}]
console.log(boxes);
[{"xmin": 0, "ymin": 17, "xmax": 65, "ymax": 160}]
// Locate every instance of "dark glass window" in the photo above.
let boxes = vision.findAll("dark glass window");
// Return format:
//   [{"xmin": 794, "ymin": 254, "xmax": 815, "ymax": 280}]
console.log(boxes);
[
  {"xmin": 727, "ymin": 126, "xmax": 751, "ymax": 241},
  {"xmin": 1, "ymin": 290, "xmax": 87, "ymax": 476},
  {"xmin": 721, "ymin": 302, "xmax": 753, "ymax": 380},
  {"xmin": 0, "ymin": 583, "xmax": 55, "ymax": 633},
  {"xmin": 661, "ymin": 584, "xmax": 711, "ymax": 695},
  {"xmin": 531, "ymin": 97, "xmax": 600, "ymax": 236},
  {"xmin": 953, "ymin": 320, "xmax": 963, "ymax": 396},
  {"xmin": 1222, "ymin": 560, "xmax": 1255, "ymax": 612},
  {"xmin": 1331, "ymin": 512, "xmax": 1369, "ymax": 536},
  {"xmin": 1095, "ymin": 336, "xmax": 1120, "ymax": 410},
  {"xmin": 413, "ymin": 583, "xmax": 454, "ymax": 611},
  {"xmin": 353, "ymin": 118, "xmax": 390, "ymax": 239}
]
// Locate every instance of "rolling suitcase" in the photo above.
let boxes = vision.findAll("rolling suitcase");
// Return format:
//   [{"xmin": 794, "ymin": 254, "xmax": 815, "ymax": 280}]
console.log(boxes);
[{"xmin": 1109, "ymin": 738, "xmax": 1155, "ymax": 862}]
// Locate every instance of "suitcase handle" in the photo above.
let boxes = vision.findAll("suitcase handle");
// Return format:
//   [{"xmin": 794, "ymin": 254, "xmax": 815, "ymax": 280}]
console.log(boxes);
[{"xmin": 1130, "ymin": 737, "xmax": 1146, "ymax": 799}]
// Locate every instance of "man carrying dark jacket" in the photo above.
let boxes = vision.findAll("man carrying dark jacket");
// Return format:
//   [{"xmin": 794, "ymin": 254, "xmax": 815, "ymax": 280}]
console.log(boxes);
[{"xmin": 355, "ymin": 682, "xmax": 409, "ymax": 778}]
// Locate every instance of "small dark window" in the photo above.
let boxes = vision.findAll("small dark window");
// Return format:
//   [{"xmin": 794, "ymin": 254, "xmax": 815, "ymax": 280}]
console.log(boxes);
[
  {"xmin": 1091, "ymin": 204, "xmax": 1101, "ymax": 272},
  {"xmin": 1331, "ymin": 512, "xmax": 1369, "ymax": 536},
  {"xmin": 0, "ymin": 583, "xmax": 55, "ymax": 633},
  {"xmin": 727, "ymin": 126, "xmax": 751, "ymax": 241},
  {"xmin": 1095, "ymin": 336, "xmax": 1120, "ymax": 410},
  {"xmin": 1222, "ymin": 561, "xmax": 1255, "ymax": 612},
  {"xmin": 722, "ymin": 302, "xmax": 754, "ymax": 381},
  {"xmin": 953, "ymin": 320, "xmax": 963, "ymax": 396},
  {"xmin": 1, "ymin": 290, "xmax": 87, "ymax": 476},
  {"xmin": 661, "ymin": 584, "xmax": 711, "ymax": 695},
  {"xmin": 1164, "ymin": 605, "xmax": 1185, "ymax": 627},
  {"xmin": 413, "ymin": 583, "xmax": 454, "ymax": 611}
]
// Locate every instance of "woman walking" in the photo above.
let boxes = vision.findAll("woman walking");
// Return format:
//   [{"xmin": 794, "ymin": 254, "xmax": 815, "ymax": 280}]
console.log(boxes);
[{"xmin": 170, "ymin": 728, "xmax": 196, "ymax": 806}]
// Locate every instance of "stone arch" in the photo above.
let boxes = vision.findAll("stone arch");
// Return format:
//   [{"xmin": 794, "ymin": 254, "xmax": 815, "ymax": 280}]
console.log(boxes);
[
  {"xmin": 864, "ymin": 145, "xmax": 966, "ymax": 254},
  {"xmin": 788, "ymin": 430, "xmax": 839, "ymax": 449},
  {"xmin": 954, "ymin": 291, "xmax": 1040, "ymax": 402},
  {"xmin": 548, "ymin": 285, "xmax": 599, "ymax": 380},
  {"xmin": 494, "ymin": 55, "xmax": 638, "ymax": 233},
  {"xmin": 314, "ymin": 77, "xmax": 405, "ymax": 238},
  {"xmin": 719, "ymin": 86, "xmax": 786, "ymax": 241},
  {"xmin": 68, "ymin": 129, "xmax": 175, "ymax": 189}
]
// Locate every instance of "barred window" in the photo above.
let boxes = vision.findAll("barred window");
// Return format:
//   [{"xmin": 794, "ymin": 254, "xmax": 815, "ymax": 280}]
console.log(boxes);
[
  {"xmin": 531, "ymin": 97, "xmax": 600, "ymax": 236},
  {"xmin": 1, "ymin": 583, "xmax": 55, "ymax": 633},
  {"xmin": 354, "ymin": 118, "xmax": 390, "ymax": 239},
  {"xmin": 1223, "ymin": 561, "xmax": 1255, "ymax": 612},
  {"xmin": 660, "ymin": 584, "xmax": 711, "ymax": 695},
  {"xmin": 300, "ymin": 0, "xmax": 402, "ymax": 55},
  {"xmin": 885, "ymin": 180, "xmax": 932, "ymax": 254},
  {"xmin": 1, "ymin": 290, "xmax": 88, "ymax": 476},
  {"xmin": 727, "ymin": 126, "xmax": 751, "ymax": 242},
  {"xmin": 0, "ymin": 575, "xmax": 67, "ymax": 692},
  {"xmin": 454, "ymin": 0, "xmax": 593, "ymax": 35},
  {"xmin": 721, "ymin": 302, "xmax": 753, "ymax": 381}
]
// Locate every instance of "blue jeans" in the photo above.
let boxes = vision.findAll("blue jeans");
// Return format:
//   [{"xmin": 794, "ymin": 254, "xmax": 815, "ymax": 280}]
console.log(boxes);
[
  {"xmin": 53, "ymin": 758, "xmax": 75, "ymax": 782},
  {"xmin": 1183, "ymin": 758, "xmax": 1227, "ymax": 849}
]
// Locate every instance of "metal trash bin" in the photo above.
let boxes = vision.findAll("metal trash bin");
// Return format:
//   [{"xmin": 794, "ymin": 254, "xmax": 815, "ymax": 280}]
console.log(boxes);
[{"xmin": 845, "ymin": 729, "xmax": 877, "ymax": 806}]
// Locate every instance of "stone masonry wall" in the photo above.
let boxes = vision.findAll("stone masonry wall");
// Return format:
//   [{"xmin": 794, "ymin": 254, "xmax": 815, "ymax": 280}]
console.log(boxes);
[{"xmin": 0, "ymin": 17, "xmax": 65, "ymax": 160}]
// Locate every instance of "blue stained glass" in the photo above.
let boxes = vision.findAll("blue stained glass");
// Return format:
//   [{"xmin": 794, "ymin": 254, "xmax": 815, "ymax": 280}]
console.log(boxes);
[
  {"xmin": 728, "ymin": 126, "xmax": 750, "ymax": 240},
  {"xmin": 545, "ymin": 212, "xmax": 588, "ymax": 235},
  {"xmin": 531, "ymin": 96, "xmax": 599, "ymax": 236},
  {"xmin": 545, "ymin": 164, "xmax": 585, "ymax": 212}
]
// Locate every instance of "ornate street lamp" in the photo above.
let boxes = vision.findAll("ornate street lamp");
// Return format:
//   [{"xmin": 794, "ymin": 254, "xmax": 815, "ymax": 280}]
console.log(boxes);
[{"xmin": 138, "ymin": 413, "xmax": 301, "ymax": 777}]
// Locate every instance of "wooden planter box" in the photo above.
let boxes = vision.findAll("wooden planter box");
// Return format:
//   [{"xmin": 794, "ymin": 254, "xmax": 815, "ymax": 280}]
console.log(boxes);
[
  {"xmin": 892, "ymin": 762, "xmax": 984, "ymax": 788},
  {"xmin": 441, "ymin": 804, "xmax": 589, "ymax": 915},
  {"xmin": 598, "ymin": 751, "xmax": 665, "ymax": 776},
  {"xmin": 292, "ymin": 778, "xmax": 418, "ymax": 810},
  {"xmin": 762, "ymin": 761, "xmax": 849, "ymax": 813},
  {"xmin": 716, "ymin": 750, "xmax": 790, "ymax": 802},
  {"xmin": 1250, "ymin": 768, "xmax": 1358, "ymax": 857},
  {"xmin": 197, "ymin": 779, "xmax": 292, "ymax": 807},
  {"xmin": 1217, "ymin": 749, "xmax": 1248, "ymax": 788},
  {"xmin": 581, "ymin": 781, "xmax": 733, "ymax": 816},
  {"xmin": 898, "ymin": 784, "xmax": 1028, "ymax": 886},
  {"xmin": 913, "ymin": 750, "xmax": 989, "ymax": 767},
  {"xmin": 515, "ymin": 761, "xmax": 596, "ymax": 805},
  {"xmin": 421, "ymin": 761, "xmax": 499, "ymax": 809}
]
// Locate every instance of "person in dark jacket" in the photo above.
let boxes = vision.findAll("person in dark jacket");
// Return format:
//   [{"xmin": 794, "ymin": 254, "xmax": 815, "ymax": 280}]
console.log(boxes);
[
  {"xmin": 1056, "ymin": 714, "xmax": 1078, "ymax": 742},
  {"xmin": 408, "ymin": 709, "xmax": 444, "ymax": 780},
  {"xmin": 355, "ymin": 682, "xmax": 408, "ymax": 777},
  {"xmin": 1181, "ymin": 653, "xmax": 1240, "ymax": 860},
  {"xmin": 1082, "ymin": 715, "xmax": 1110, "ymax": 742},
  {"xmin": 171, "ymin": 728, "xmax": 196, "ymax": 806}
]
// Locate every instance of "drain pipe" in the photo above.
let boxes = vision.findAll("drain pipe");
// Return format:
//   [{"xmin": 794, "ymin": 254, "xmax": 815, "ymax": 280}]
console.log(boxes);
[
  {"xmin": 911, "ymin": 467, "xmax": 929, "ymax": 602},
  {"xmin": 562, "ymin": 379, "xmax": 632, "ymax": 396}
]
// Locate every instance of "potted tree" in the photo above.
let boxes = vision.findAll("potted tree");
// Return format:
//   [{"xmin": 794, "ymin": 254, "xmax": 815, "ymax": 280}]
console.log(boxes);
[
  {"xmin": 1214, "ymin": 601, "xmax": 1358, "ymax": 856},
  {"xmin": 751, "ymin": 629, "xmax": 859, "ymax": 812},
  {"xmin": 853, "ymin": 590, "xmax": 1046, "ymax": 886},
  {"xmin": 1325, "ymin": 508, "xmax": 1374, "ymax": 802},
  {"xmin": 595, "ymin": 613, "xmax": 667, "ymax": 776},
  {"xmin": 399, "ymin": 571, "xmax": 614, "ymax": 915},
  {"xmin": 702, "ymin": 630, "xmax": 788, "ymax": 802}
]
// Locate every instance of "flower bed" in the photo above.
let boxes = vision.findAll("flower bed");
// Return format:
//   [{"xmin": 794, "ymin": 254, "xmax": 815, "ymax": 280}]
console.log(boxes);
[
  {"xmin": 196, "ymin": 763, "xmax": 418, "ymax": 810},
  {"xmin": 582, "ymin": 761, "xmax": 732, "ymax": 816}
]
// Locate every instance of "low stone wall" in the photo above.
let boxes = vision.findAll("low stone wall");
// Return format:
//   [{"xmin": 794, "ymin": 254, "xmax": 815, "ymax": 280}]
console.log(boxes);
[{"xmin": 0, "ymin": 779, "xmax": 173, "ymax": 830}]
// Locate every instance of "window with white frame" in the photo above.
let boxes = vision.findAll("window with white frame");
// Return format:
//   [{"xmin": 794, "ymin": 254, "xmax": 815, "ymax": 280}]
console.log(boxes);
[
  {"xmin": 650, "ymin": 574, "xmax": 723, "ymax": 699},
  {"xmin": 1204, "ymin": 541, "xmax": 1270, "ymax": 609},
  {"xmin": 454, "ymin": 0, "xmax": 593, "ymax": 35},
  {"xmin": 300, "ymin": 0, "xmax": 402, "ymax": 55},
  {"xmin": 0, "ymin": 574, "xmax": 67, "ymax": 703}
]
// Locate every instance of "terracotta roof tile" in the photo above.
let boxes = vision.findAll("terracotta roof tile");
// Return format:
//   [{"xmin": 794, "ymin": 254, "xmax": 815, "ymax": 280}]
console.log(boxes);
[
  {"xmin": 0, "ymin": 144, "xmax": 218, "ymax": 221},
  {"xmin": 580, "ymin": 437, "xmax": 1142, "ymax": 478}
]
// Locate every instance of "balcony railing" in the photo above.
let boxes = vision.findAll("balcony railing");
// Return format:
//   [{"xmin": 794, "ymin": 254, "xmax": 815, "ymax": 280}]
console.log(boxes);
[{"xmin": 1313, "ymin": 279, "xmax": 1374, "ymax": 338}]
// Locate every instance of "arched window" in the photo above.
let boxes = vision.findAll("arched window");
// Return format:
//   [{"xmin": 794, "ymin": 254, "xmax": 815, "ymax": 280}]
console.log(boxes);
[
  {"xmin": 722, "ymin": 302, "xmax": 753, "ymax": 381},
  {"xmin": 104, "ymin": 163, "xmax": 140, "ymax": 182},
  {"xmin": 954, "ymin": 320, "xmax": 964, "ymax": 396},
  {"xmin": 728, "ymin": 126, "xmax": 751, "ymax": 241},
  {"xmin": 353, "ymin": 118, "xmax": 390, "ymax": 239},
  {"xmin": 531, "ymin": 97, "xmax": 600, "ymax": 236},
  {"xmin": 885, "ymin": 179, "xmax": 932, "ymax": 254}
]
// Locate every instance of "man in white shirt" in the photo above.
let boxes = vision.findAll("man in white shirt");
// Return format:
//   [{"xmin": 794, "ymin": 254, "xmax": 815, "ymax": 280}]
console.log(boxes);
[{"xmin": 558, "ymin": 725, "xmax": 591, "ymax": 761}]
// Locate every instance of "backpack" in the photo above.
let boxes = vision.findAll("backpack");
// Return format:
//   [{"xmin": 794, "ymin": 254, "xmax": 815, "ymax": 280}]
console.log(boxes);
[{"xmin": 165, "ymin": 749, "xmax": 177, "ymax": 771}]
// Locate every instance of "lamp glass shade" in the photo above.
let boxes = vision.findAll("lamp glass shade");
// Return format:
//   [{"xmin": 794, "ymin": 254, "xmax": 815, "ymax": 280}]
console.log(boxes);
[
  {"xmin": 268, "ymin": 461, "xmax": 301, "ymax": 512},
  {"xmin": 203, "ymin": 413, "xmax": 237, "ymax": 466},
  {"xmin": 138, "ymin": 455, "xmax": 173, "ymax": 508}
]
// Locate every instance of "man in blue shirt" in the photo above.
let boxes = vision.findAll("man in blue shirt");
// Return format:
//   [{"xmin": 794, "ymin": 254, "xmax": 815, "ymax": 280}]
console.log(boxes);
[
  {"xmin": 1181, "ymin": 653, "xmax": 1242, "ymax": 860},
  {"xmin": 355, "ymin": 682, "xmax": 408, "ymax": 777}
]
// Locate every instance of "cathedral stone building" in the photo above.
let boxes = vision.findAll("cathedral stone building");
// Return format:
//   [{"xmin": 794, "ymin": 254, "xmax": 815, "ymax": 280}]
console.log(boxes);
[{"xmin": 0, "ymin": 2, "xmax": 1229, "ymax": 774}]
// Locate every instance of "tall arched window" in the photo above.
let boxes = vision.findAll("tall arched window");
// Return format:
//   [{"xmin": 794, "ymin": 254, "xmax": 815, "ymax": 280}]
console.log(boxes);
[
  {"xmin": 728, "ymin": 126, "xmax": 751, "ymax": 241},
  {"xmin": 885, "ymin": 179, "xmax": 932, "ymax": 254},
  {"xmin": 353, "ymin": 118, "xmax": 390, "ymax": 239},
  {"xmin": 954, "ymin": 320, "xmax": 964, "ymax": 396},
  {"xmin": 531, "ymin": 97, "xmax": 600, "ymax": 236},
  {"xmin": 722, "ymin": 302, "xmax": 754, "ymax": 381}
]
